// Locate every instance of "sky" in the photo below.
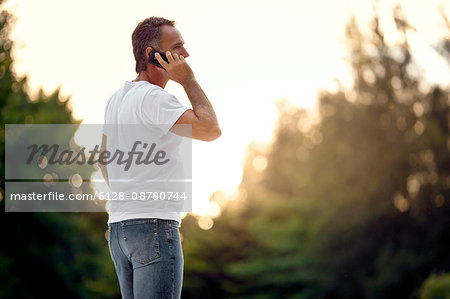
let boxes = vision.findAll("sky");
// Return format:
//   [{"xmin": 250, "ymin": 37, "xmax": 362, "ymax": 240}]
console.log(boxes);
[{"xmin": 4, "ymin": 0, "xmax": 450, "ymax": 221}]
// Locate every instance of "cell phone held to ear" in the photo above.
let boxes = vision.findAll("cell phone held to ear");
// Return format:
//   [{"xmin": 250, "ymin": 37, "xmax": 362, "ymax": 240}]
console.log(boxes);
[{"xmin": 148, "ymin": 50, "xmax": 169, "ymax": 70}]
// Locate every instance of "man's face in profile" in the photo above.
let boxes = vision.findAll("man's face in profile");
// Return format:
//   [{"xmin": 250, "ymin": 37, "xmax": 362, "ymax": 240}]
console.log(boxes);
[{"xmin": 156, "ymin": 25, "xmax": 190, "ymax": 59}]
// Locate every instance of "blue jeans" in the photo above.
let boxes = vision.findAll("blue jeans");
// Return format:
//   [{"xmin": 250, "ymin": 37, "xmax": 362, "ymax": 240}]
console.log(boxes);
[{"xmin": 108, "ymin": 218, "xmax": 183, "ymax": 299}]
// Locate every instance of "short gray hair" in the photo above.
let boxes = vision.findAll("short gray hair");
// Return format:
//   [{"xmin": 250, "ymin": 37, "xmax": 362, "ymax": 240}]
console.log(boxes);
[{"xmin": 132, "ymin": 17, "xmax": 175, "ymax": 73}]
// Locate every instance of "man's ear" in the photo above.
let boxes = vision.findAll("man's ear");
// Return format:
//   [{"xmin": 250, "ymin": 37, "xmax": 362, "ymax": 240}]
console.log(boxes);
[{"xmin": 145, "ymin": 47, "xmax": 154, "ymax": 60}]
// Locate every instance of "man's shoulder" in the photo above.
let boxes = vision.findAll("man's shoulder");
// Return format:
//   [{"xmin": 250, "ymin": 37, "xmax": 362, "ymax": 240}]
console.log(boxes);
[
  {"xmin": 106, "ymin": 81, "xmax": 174, "ymax": 110},
  {"xmin": 128, "ymin": 81, "xmax": 173, "ymax": 100}
]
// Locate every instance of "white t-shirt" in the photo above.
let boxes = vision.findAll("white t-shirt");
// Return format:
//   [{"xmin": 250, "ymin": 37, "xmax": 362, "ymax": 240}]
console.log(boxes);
[{"xmin": 103, "ymin": 80, "xmax": 190, "ymax": 226}]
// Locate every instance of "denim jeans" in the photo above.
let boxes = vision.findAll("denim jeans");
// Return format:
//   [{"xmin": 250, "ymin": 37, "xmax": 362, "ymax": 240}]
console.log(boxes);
[{"xmin": 107, "ymin": 218, "xmax": 183, "ymax": 299}]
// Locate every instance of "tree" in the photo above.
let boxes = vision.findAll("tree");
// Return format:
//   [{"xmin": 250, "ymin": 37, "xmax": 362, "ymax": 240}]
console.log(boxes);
[
  {"xmin": 419, "ymin": 272, "xmax": 450, "ymax": 299},
  {"xmin": 180, "ymin": 5, "xmax": 450, "ymax": 299},
  {"xmin": 0, "ymin": 1, "xmax": 119, "ymax": 297}
]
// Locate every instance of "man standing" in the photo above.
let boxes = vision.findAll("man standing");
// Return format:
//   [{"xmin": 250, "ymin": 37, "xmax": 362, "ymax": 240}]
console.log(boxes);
[{"xmin": 100, "ymin": 17, "xmax": 221, "ymax": 299}]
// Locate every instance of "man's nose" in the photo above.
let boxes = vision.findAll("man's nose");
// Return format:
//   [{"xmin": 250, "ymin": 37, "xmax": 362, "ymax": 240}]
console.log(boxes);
[{"xmin": 181, "ymin": 49, "xmax": 190, "ymax": 58}]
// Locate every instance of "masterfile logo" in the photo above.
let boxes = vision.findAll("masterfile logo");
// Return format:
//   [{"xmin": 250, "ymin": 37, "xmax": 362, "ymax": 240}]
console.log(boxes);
[{"xmin": 4, "ymin": 124, "xmax": 192, "ymax": 212}]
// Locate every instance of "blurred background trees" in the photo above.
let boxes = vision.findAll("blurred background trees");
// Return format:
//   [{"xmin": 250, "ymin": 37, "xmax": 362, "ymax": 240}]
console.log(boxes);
[
  {"xmin": 1, "ymin": 0, "xmax": 449, "ymax": 298},
  {"xmin": 180, "ymin": 5, "xmax": 450, "ymax": 299},
  {"xmin": 418, "ymin": 273, "xmax": 450, "ymax": 299},
  {"xmin": 0, "ymin": 0, "xmax": 119, "ymax": 298}
]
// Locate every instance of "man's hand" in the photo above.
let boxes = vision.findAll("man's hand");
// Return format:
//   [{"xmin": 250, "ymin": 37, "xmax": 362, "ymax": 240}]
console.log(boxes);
[
  {"xmin": 155, "ymin": 51, "xmax": 195, "ymax": 86},
  {"xmin": 155, "ymin": 50, "xmax": 221, "ymax": 141}
]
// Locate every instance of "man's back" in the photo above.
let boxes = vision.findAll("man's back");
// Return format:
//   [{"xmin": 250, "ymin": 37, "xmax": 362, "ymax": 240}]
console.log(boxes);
[{"xmin": 103, "ymin": 80, "xmax": 189, "ymax": 225}]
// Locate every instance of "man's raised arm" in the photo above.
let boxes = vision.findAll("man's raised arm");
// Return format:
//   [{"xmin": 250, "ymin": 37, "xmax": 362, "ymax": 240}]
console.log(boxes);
[{"xmin": 155, "ymin": 51, "xmax": 221, "ymax": 141}]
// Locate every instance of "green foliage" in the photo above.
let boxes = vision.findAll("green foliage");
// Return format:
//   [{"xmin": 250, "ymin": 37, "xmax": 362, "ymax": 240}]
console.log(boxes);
[
  {"xmin": 0, "ymin": 1, "xmax": 119, "ymax": 298},
  {"xmin": 419, "ymin": 273, "xmax": 450, "ymax": 299},
  {"xmin": 2, "ymin": 0, "xmax": 449, "ymax": 297},
  {"xmin": 1, "ymin": 213, "xmax": 118, "ymax": 299},
  {"xmin": 181, "ymin": 6, "xmax": 450, "ymax": 299}
]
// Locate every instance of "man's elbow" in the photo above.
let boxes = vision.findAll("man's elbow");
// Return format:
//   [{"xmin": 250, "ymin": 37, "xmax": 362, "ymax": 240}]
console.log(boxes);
[
  {"xmin": 203, "ymin": 126, "xmax": 221, "ymax": 141},
  {"xmin": 211, "ymin": 127, "xmax": 222, "ymax": 140}
]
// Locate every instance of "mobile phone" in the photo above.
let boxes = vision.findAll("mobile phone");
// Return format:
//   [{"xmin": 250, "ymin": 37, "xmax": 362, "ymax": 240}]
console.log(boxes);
[{"xmin": 148, "ymin": 50, "xmax": 169, "ymax": 69}]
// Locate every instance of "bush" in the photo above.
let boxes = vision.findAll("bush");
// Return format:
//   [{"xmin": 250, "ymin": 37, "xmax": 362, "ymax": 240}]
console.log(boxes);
[{"xmin": 419, "ymin": 273, "xmax": 450, "ymax": 299}]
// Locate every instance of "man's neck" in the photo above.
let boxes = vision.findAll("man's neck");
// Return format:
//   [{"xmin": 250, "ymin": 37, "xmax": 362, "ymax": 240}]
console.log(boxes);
[{"xmin": 133, "ymin": 69, "xmax": 169, "ymax": 89}]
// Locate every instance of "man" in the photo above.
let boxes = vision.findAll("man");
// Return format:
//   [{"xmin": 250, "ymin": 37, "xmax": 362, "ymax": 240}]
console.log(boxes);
[{"xmin": 100, "ymin": 17, "xmax": 220, "ymax": 299}]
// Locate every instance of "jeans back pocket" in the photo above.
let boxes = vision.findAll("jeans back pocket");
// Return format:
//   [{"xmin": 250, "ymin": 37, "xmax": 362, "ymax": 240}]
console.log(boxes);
[{"xmin": 122, "ymin": 221, "xmax": 160, "ymax": 265}]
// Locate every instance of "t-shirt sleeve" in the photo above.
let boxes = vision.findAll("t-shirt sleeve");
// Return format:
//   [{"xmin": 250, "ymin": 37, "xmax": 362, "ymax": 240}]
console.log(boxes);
[{"xmin": 140, "ymin": 89, "xmax": 190, "ymax": 135}]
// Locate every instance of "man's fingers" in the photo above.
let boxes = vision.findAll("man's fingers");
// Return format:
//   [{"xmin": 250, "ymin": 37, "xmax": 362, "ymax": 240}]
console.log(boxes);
[
  {"xmin": 154, "ymin": 52, "xmax": 169, "ymax": 67},
  {"xmin": 155, "ymin": 51, "xmax": 183, "ymax": 69},
  {"xmin": 166, "ymin": 51, "xmax": 175, "ymax": 64}
]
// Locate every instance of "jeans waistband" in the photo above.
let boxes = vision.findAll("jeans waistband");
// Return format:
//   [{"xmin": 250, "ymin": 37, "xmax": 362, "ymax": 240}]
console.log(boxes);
[{"xmin": 109, "ymin": 218, "xmax": 179, "ymax": 227}]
